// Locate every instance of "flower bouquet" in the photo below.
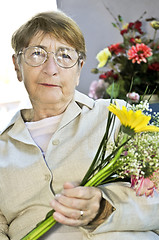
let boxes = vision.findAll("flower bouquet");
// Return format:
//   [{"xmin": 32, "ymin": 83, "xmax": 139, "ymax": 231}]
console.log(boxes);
[
  {"xmin": 21, "ymin": 98, "xmax": 159, "ymax": 240},
  {"xmin": 89, "ymin": 10, "xmax": 159, "ymax": 101},
  {"xmin": 108, "ymin": 102, "xmax": 159, "ymax": 196}
]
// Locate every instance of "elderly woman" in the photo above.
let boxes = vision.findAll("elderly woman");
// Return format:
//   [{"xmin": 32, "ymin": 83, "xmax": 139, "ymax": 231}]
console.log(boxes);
[{"xmin": 0, "ymin": 10, "xmax": 159, "ymax": 240}]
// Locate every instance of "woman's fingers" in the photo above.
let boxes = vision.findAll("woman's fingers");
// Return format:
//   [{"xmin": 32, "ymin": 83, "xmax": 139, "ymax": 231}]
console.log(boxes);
[
  {"xmin": 54, "ymin": 193, "xmax": 87, "ymax": 210},
  {"xmin": 62, "ymin": 185, "xmax": 101, "ymax": 200},
  {"xmin": 50, "ymin": 183, "xmax": 102, "ymax": 226},
  {"xmin": 53, "ymin": 211, "xmax": 88, "ymax": 227},
  {"xmin": 51, "ymin": 198, "xmax": 84, "ymax": 220}
]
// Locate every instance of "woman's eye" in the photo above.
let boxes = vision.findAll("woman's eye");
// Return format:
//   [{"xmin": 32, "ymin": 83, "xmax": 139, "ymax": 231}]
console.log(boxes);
[
  {"xmin": 62, "ymin": 53, "xmax": 71, "ymax": 59},
  {"xmin": 32, "ymin": 51, "xmax": 41, "ymax": 56},
  {"xmin": 30, "ymin": 51, "xmax": 46, "ymax": 59}
]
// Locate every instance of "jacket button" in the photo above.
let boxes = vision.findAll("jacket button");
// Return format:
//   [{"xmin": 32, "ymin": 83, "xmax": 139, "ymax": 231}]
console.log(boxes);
[{"xmin": 52, "ymin": 139, "xmax": 60, "ymax": 145}]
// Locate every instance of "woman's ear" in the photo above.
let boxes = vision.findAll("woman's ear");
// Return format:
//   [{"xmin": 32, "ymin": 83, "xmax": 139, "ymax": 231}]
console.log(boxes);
[
  {"xmin": 76, "ymin": 60, "xmax": 84, "ymax": 86},
  {"xmin": 80, "ymin": 59, "xmax": 84, "ymax": 69},
  {"xmin": 12, "ymin": 54, "xmax": 22, "ymax": 82}
]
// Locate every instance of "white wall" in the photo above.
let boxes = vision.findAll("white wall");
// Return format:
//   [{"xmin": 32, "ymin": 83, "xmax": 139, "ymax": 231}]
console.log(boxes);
[
  {"xmin": 0, "ymin": 0, "xmax": 57, "ymax": 105},
  {"xmin": 57, "ymin": 0, "xmax": 159, "ymax": 95},
  {"xmin": 0, "ymin": 0, "xmax": 57, "ymax": 120}
]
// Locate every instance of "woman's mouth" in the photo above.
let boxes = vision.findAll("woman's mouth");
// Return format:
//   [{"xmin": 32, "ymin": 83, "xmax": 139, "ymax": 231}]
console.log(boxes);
[{"xmin": 40, "ymin": 83, "xmax": 60, "ymax": 87}]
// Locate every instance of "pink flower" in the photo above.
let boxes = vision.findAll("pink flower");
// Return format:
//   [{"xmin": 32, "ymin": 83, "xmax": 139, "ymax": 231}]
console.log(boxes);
[
  {"xmin": 150, "ymin": 171, "xmax": 159, "ymax": 191},
  {"xmin": 88, "ymin": 80, "xmax": 99, "ymax": 99},
  {"xmin": 126, "ymin": 92, "xmax": 140, "ymax": 103},
  {"xmin": 127, "ymin": 43, "xmax": 152, "ymax": 64},
  {"xmin": 88, "ymin": 80, "xmax": 108, "ymax": 99},
  {"xmin": 131, "ymin": 176, "xmax": 155, "ymax": 197}
]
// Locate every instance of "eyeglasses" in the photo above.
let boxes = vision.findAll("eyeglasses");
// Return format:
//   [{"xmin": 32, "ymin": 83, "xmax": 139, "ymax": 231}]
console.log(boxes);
[{"xmin": 18, "ymin": 46, "xmax": 82, "ymax": 68}]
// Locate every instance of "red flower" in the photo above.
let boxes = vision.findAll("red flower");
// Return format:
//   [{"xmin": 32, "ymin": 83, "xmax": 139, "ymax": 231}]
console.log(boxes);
[
  {"xmin": 130, "ymin": 38, "xmax": 136, "ymax": 44},
  {"xmin": 128, "ymin": 22, "xmax": 134, "ymax": 29},
  {"xmin": 99, "ymin": 71, "xmax": 112, "ymax": 80},
  {"xmin": 134, "ymin": 21, "xmax": 143, "ymax": 34},
  {"xmin": 108, "ymin": 43, "xmax": 125, "ymax": 55},
  {"xmin": 113, "ymin": 74, "xmax": 119, "ymax": 80},
  {"xmin": 99, "ymin": 73, "xmax": 107, "ymax": 80},
  {"xmin": 99, "ymin": 70, "xmax": 118, "ymax": 80},
  {"xmin": 127, "ymin": 21, "xmax": 143, "ymax": 34},
  {"xmin": 148, "ymin": 62, "xmax": 159, "ymax": 71},
  {"xmin": 120, "ymin": 29, "xmax": 128, "ymax": 35},
  {"xmin": 130, "ymin": 36, "xmax": 141, "ymax": 44},
  {"xmin": 127, "ymin": 43, "xmax": 152, "ymax": 64}
]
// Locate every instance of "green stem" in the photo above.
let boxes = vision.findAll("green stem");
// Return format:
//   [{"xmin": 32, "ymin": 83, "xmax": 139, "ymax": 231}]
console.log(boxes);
[
  {"xmin": 153, "ymin": 29, "xmax": 157, "ymax": 43},
  {"xmin": 21, "ymin": 215, "xmax": 56, "ymax": 240},
  {"xmin": 81, "ymin": 111, "xmax": 114, "ymax": 186},
  {"xmin": 84, "ymin": 135, "xmax": 126, "ymax": 187}
]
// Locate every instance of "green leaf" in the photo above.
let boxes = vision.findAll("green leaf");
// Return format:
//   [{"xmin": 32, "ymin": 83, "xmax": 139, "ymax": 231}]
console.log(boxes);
[
  {"xmin": 118, "ymin": 15, "xmax": 123, "ymax": 22},
  {"xmin": 112, "ymin": 22, "xmax": 117, "ymax": 28},
  {"xmin": 106, "ymin": 83, "xmax": 120, "ymax": 98}
]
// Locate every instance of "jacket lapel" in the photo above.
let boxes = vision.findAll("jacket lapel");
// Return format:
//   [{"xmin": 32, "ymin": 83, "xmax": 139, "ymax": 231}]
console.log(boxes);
[
  {"xmin": 57, "ymin": 91, "xmax": 94, "ymax": 132},
  {"xmin": 7, "ymin": 113, "xmax": 36, "ymax": 146}
]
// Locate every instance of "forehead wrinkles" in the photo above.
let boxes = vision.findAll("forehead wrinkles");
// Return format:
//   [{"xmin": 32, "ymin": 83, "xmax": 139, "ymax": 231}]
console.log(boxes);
[{"xmin": 28, "ymin": 32, "xmax": 73, "ymax": 51}]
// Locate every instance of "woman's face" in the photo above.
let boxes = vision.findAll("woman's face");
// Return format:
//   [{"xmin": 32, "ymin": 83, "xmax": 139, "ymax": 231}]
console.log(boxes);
[{"xmin": 13, "ymin": 32, "xmax": 83, "ymax": 110}]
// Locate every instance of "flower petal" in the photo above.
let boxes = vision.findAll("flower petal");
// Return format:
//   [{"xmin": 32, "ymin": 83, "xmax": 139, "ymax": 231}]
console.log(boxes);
[
  {"xmin": 108, "ymin": 103, "xmax": 159, "ymax": 134},
  {"xmin": 96, "ymin": 48, "xmax": 111, "ymax": 68}
]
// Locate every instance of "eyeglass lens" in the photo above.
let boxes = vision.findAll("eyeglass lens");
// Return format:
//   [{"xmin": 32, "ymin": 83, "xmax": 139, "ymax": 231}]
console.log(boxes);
[{"xmin": 23, "ymin": 46, "xmax": 79, "ymax": 68}]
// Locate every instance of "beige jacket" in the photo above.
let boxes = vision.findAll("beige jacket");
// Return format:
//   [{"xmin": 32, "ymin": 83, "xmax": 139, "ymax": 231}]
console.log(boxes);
[{"xmin": 0, "ymin": 91, "xmax": 159, "ymax": 240}]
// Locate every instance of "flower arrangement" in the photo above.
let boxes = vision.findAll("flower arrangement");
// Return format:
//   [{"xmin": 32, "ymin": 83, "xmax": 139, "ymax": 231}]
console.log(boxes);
[
  {"xmin": 117, "ymin": 131, "xmax": 159, "ymax": 196},
  {"xmin": 89, "ymin": 11, "xmax": 159, "ymax": 102},
  {"xmin": 109, "ymin": 102, "xmax": 159, "ymax": 197},
  {"xmin": 21, "ymin": 99, "xmax": 159, "ymax": 240}
]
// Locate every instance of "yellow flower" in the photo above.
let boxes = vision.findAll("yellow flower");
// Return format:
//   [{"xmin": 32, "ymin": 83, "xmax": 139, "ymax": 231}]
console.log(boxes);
[
  {"xmin": 122, "ymin": 23, "xmax": 129, "ymax": 29},
  {"xmin": 96, "ymin": 48, "xmax": 111, "ymax": 68},
  {"xmin": 150, "ymin": 20, "xmax": 159, "ymax": 30},
  {"xmin": 135, "ymin": 38, "xmax": 142, "ymax": 43},
  {"xmin": 108, "ymin": 104, "xmax": 159, "ymax": 134}
]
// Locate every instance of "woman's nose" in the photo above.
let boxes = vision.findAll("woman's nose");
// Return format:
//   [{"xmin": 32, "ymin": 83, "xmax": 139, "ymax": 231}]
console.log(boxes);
[{"xmin": 43, "ymin": 54, "xmax": 58, "ymax": 76}]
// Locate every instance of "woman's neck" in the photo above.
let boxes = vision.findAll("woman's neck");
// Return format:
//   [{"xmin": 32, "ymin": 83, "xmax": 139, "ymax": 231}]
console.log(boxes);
[{"xmin": 30, "ymin": 101, "xmax": 70, "ymax": 122}]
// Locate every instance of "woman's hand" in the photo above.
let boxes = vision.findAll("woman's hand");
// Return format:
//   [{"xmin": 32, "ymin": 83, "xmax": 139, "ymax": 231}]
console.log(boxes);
[{"xmin": 50, "ymin": 182, "xmax": 102, "ymax": 227}]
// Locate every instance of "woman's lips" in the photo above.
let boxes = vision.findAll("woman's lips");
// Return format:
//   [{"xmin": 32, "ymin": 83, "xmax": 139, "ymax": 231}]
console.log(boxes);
[{"xmin": 40, "ymin": 83, "xmax": 61, "ymax": 87}]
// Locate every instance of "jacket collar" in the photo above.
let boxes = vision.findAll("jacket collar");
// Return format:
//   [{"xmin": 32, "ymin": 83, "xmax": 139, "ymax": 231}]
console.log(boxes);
[
  {"xmin": 0, "ymin": 91, "xmax": 95, "ymax": 138},
  {"xmin": 74, "ymin": 90, "xmax": 94, "ymax": 109},
  {"xmin": 57, "ymin": 91, "xmax": 94, "ymax": 131}
]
